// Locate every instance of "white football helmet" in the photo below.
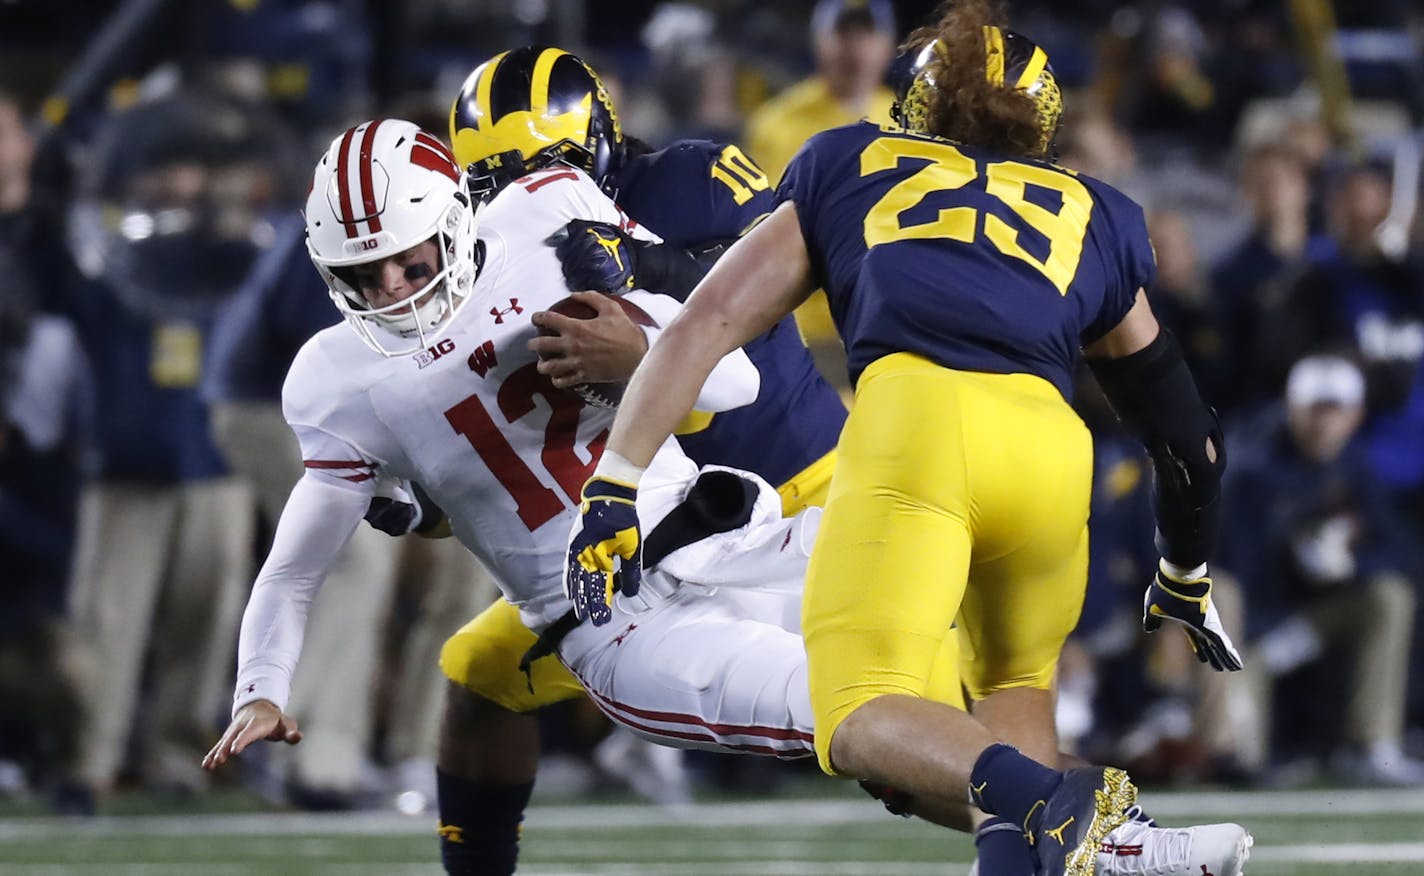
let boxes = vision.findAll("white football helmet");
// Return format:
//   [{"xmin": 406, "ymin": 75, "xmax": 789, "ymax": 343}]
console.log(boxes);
[{"xmin": 305, "ymin": 118, "xmax": 481, "ymax": 356}]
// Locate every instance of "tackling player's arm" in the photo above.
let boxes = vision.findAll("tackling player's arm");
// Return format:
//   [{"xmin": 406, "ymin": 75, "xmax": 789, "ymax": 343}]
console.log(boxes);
[
  {"xmin": 1084, "ymin": 291, "xmax": 1241, "ymax": 671},
  {"xmin": 528, "ymin": 288, "xmax": 761, "ymax": 413},
  {"xmin": 549, "ymin": 141, "xmax": 775, "ymax": 301},
  {"xmin": 606, "ymin": 201, "xmax": 810, "ymax": 467},
  {"xmin": 564, "ymin": 202, "xmax": 811, "ymax": 624},
  {"xmin": 524, "ymin": 167, "xmax": 762, "ymax": 412},
  {"xmin": 550, "ymin": 219, "xmax": 708, "ymax": 299}
]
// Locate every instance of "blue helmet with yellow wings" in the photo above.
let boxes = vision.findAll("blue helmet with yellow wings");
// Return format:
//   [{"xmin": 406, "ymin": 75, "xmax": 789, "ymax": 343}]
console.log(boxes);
[{"xmin": 449, "ymin": 46, "xmax": 623, "ymax": 201}]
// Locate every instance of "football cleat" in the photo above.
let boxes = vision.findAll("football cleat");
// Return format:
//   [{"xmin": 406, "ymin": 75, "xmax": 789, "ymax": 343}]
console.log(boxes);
[
  {"xmin": 1097, "ymin": 819, "xmax": 1253, "ymax": 876},
  {"xmin": 1033, "ymin": 767, "xmax": 1138, "ymax": 876}
]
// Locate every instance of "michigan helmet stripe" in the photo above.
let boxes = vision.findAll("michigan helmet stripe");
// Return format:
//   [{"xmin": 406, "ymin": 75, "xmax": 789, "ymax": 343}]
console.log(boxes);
[
  {"xmin": 983, "ymin": 26, "xmax": 1006, "ymax": 88},
  {"xmin": 333, "ymin": 125, "xmax": 358, "ymax": 238},
  {"xmin": 529, "ymin": 47, "xmax": 567, "ymax": 118},
  {"xmin": 1015, "ymin": 45, "xmax": 1049, "ymax": 91},
  {"xmin": 487, "ymin": 51, "xmax": 537, "ymax": 125},
  {"xmin": 357, "ymin": 118, "xmax": 385, "ymax": 235},
  {"xmin": 473, "ymin": 51, "xmax": 507, "ymax": 134}
]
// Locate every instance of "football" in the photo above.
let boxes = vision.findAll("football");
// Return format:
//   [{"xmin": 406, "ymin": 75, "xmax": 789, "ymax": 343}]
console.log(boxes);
[{"xmin": 537, "ymin": 294, "xmax": 658, "ymax": 408}]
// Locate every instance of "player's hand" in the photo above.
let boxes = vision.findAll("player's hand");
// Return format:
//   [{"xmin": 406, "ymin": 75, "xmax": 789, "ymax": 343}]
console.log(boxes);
[
  {"xmin": 549, "ymin": 219, "xmax": 638, "ymax": 293},
  {"xmin": 1143, "ymin": 560, "xmax": 1243, "ymax": 672},
  {"xmin": 529, "ymin": 291, "xmax": 648, "ymax": 387},
  {"xmin": 565, "ymin": 476, "xmax": 642, "ymax": 626},
  {"xmin": 201, "ymin": 700, "xmax": 302, "ymax": 770}
]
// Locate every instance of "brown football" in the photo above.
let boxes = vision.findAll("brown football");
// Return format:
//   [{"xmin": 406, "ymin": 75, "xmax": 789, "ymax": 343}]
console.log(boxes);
[{"xmin": 536, "ymin": 294, "xmax": 658, "ymax": 408}]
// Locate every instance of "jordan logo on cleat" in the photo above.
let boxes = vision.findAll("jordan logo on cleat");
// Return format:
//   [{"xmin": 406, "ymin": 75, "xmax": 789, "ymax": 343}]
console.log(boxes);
[
  {"xmin": 437, "ymin": 823, "xmax": 464, "ymax": 844},
  {"xmin": 1045, "ymin": 816, "xmax": 1075, "ymax": 845}
]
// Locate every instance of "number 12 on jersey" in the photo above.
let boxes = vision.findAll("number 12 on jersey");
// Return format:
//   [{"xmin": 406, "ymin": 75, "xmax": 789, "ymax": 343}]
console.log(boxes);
[
  {"xmin": 859, "ymin": 137, "xmax": 1094, "ymax": 296},
  {"xmin": 445, "ymin": 362, "xmax": 607, "ymax": 531}
]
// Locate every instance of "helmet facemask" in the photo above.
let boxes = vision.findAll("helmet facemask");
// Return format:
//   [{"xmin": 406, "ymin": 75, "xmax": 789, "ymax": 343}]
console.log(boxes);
[
  {"xmin": 314, "ymin": 197, "xmax": 482, "ymax": 357},
  {"xmin": 305, "ymin": 119, "xmax": 483, "ymax": 358}
]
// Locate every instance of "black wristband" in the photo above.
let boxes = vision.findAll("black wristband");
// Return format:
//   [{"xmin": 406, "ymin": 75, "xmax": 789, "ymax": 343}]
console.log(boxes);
[{"xmin": 628, "ymin": 239, "xmax": 709, "ymax": 301}]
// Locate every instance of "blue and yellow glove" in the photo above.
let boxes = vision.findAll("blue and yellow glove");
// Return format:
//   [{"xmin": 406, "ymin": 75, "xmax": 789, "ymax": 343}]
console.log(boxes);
[
  {"xmin": 1143, "ymin": 560, "xmax": 1243, "ymax": 672},
  {"xmin": 550, "ymin": 219, "xmax": 638, "ymax": 293},
  {"xmin": 565, "ymin": 475, "xmax": 643, "ymax": 625}
]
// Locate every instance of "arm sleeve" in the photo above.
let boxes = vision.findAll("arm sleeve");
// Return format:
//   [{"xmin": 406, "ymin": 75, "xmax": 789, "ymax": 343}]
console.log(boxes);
[
  {"xmin": 626, "ymin": 290, "xmax": 761, "ymax": 413},
  {"xmin": 231, "ymin": 472, "xmax": 369, "ymax": 714}
]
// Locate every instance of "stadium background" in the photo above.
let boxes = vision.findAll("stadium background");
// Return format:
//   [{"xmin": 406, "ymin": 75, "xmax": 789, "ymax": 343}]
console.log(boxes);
[{"xmin": 1, "ymin": 0, "xmax": 1423, "ymax": 872}]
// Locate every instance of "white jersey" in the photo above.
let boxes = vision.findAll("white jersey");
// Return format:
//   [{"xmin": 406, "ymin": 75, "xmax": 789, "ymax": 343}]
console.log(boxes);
[{"xmin": 233, "ymin": 166, "xmax": 758, "ymax": 713}]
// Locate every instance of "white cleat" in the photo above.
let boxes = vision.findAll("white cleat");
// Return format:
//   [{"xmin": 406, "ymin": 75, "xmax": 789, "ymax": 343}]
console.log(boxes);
[{"xmin": 1097, "ymin": 819, "xmax": 1253, "ymax": 876}]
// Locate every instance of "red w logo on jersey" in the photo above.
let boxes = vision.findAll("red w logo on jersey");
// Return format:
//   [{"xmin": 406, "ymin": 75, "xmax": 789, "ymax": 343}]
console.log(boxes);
[{"xmin": 467, "ymin": 340, "xmax": 497, "ymax": 377}]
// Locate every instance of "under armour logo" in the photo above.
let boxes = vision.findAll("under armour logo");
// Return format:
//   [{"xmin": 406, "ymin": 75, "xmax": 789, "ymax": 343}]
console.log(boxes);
[
  {"xmin": 613, "ymin": 623, "xmax": 638, "ymax": 646},
  {"xmin": 1045, "ymin": 815, "xmax": 1075, "ymax": 845},
  {"xmin": 490, "ymin": 298, "xmax": 524, "ymax": 323}
]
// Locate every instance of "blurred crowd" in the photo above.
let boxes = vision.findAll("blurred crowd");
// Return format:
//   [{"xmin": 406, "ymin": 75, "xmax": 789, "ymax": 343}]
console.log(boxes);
[{"xmin": 1, "ymin": 0, "xmax": 1423, "ymax": 815}]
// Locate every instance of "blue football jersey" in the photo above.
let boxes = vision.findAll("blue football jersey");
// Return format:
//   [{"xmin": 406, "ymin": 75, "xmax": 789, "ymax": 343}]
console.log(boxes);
[
  {"xmin": 611, "ymin": 140, "xmax": 847, "ymax": 486},
  {"xmin": 613, "ymin": 140, "xmax": 776, "ymax": 250},
  {"xmin": 776, "ymin": 121, "xmax": 1156, "ymax": 398}
]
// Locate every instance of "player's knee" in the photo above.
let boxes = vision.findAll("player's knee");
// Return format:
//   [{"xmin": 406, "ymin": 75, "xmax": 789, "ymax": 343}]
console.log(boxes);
[
  {"xmin": 818, "ymin": 693, "xmax": 893, "ymax": 778},
  {"xmin": 859, "ymin": 779, "xmax": 914, "ymax": 817},
  {"xmin": 439, "ymin": 630, "xmax": 477, "ymax": 688},
  {"xmin": 962, "ymin": 660, "xmax": 1057, "ymax": 702}
]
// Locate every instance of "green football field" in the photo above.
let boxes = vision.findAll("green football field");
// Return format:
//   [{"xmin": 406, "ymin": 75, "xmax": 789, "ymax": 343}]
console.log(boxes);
[{"xmin": 2, "ymin": 787, "xmax": 1423, "ymax": 874}]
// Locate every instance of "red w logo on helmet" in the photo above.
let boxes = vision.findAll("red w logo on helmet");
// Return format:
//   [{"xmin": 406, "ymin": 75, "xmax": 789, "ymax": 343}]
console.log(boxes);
[{"xmin": 412, "ymin": 132, "xmax": 461, "ymax": 182}]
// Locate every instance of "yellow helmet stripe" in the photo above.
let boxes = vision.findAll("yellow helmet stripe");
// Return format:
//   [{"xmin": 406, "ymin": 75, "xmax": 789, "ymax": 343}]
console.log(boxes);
[
  {"xmin": 530, "ymin": 47, "xmax": 569, "ymax": 118},
  {"xmin": 983, "ymin": 26, "xmax": 1006, "ymax": 87},
  {"xmin": 474, "ymin": 50, "xmax": 509, "ymax": 132},
  {"xmin": 1014, "ymin": 45, "xmax": 1049, "ymax": 91}
]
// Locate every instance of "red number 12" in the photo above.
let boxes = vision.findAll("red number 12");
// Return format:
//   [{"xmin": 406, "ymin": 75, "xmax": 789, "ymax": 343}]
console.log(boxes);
[{"xmin": 445, "ymin": 363, "xmax": 607, "ymax": 531}]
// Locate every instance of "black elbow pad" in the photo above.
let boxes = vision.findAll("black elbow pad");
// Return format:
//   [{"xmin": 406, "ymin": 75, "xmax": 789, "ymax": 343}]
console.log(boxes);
[{"xmin": 1088, "ymin": 330, "xmax": 1225, "ymax": 568}]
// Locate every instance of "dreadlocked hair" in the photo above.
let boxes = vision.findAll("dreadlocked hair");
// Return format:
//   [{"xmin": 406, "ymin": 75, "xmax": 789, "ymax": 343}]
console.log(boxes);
[{"xmin": 902, "ymin": 0, "xmax": 1047, "ymax": 159}]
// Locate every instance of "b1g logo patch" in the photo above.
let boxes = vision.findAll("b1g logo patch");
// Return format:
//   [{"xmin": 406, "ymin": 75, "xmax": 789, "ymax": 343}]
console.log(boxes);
[{"xmin": 413, "ymin": 337, "xmax": 457, "ymax": 369}]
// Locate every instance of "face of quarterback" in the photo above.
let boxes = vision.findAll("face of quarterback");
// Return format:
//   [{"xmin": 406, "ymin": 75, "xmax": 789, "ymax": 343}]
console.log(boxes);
[{"xmin": 347, "ymin": 238, "xmax": 442, "ymax": 310}]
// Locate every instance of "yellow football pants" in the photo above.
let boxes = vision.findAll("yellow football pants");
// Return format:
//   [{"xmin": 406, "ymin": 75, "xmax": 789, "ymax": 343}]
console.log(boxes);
[{"xmin": 803, "ymin": 353, "xmax": 1091, "ymax": 774}]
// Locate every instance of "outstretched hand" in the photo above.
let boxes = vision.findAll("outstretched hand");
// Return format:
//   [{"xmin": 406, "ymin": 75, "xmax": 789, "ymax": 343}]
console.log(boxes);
[
  {"xmin": 1143, "ymin": 561, "xmax": 1243, "ymax": 672},
  {"xmin": 201, "ymin": 700, "xmax": 302, "ymax": 770}
]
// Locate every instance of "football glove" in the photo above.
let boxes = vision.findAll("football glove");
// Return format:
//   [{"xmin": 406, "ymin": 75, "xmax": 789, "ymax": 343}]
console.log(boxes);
[
  {"xmin": 364, "ymin": 481, "xmax": 447, "ymax": 537},
  {"xmin": 1143, "ymin": 560, "xmax": 1243, "ymax": 672},
  {"xmin": 565, "ymin": 476, "xmax": 643, "ymax": 625},
  {"xmin": 550, "ymin": 220, "xmax": 638, "ymax": 293}
]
